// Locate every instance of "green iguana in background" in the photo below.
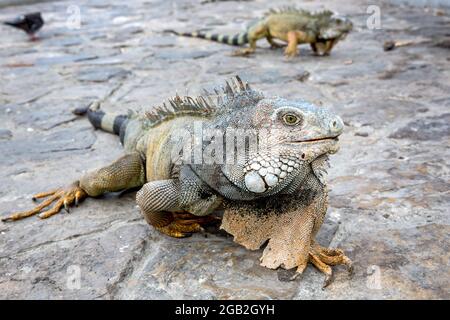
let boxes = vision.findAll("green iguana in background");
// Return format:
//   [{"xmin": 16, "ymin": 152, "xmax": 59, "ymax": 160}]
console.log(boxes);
[
  {"xmin": 167, "ymin": 8, "xmax": 353, "ymax": 57},
  {"xmin": 2, "ymin": 76, "xmax": 352, "ymax": 287}
]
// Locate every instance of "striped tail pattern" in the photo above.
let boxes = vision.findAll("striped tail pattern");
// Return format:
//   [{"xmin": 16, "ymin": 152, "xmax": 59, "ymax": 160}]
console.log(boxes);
[
  {"xmin": 73, "ymin": 102, "xmax": 129, "ymax": 144},
  {"xmin": 166, "ymin": 30, "xmax": 249, "ymax": 46}
]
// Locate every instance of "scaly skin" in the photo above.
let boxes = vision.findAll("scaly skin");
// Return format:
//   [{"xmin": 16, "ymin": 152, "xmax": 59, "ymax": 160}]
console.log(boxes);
[
  {"xmin": 167, "ymin": 8, "xmax": 353, "ymax": 57},
  {"xmin": 2, "ymin": 76, "xmax": 352, "ymax": 286}
]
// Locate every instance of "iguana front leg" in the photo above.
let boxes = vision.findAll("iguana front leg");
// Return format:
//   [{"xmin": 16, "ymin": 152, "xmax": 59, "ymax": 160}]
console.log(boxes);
[
  {"xmin": 261, "ymin": 191, "xmax": 352, "ymax": 287},
  {"xmin": 310, "ymin": 42, "xmax": 319, "ymax": 55},
  {"xmin": 2, "ymin": 152, "xmax": 145, "ymax": 221},
  {"xmin": 285, "ymin": 30, "xmax": 315, "ymax": 57},
  {"xmin": 322, "ymin": 38, "xmax": 337, "ymax": 56},
  {"xmin": 136, "ymin": 180, "xmax": 221, "ymax": 238},
  {"xmin": 313, "ymin": 39, "xmax": 337, "ymax": 56},
  {"xmin": 309, "ymin": 243, "xmax": 353, "ymax": 287},
  {"xmin": 305, "ymin": 187, "xmax": 353, "ymax": 287},
  {"xmin": 285, "ymin": 31, "xmax": 300, "ymax": 57}
]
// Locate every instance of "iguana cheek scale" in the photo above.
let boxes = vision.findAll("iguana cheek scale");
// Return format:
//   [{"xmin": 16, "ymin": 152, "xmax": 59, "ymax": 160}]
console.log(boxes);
[
  {"xmin": 3, "ymin": 76, "xmax": 352, "ymax": 287},
  {"xmin": 244, "ymin": 154, "xmax": 302, "ymax": 193}
]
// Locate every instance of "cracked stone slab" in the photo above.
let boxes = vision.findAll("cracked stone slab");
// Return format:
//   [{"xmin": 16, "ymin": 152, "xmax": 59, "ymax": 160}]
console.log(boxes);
[
  {"xmin": 12, "ymin": 103, "xmax": 83, "ymax": 130},
  {"xmin": 34, "ymin": 54, "xmax": 99, "ymax": 66},
  {"xmin": 76, "ymin": 67, "xmax": 131, "ymax": 83},
  {"xmin": 0, "ymin": 129, "xmax": 13, "ymax": 140},
  {"xmin": 153, "ymin": 48, "xmax": 217, "ymax": 60},
  {"xmin": 114, "ymin": 218, "xmax": 339, "ymax": 299},
  {"xmin": 0, "ymin": 222, "xmax": 150, "ymax": 299},
  {"xmin": 115, "ymin": 232, "xmax": 300, "ymax": 300},
  {"xmin": 0, "ymin": 193, "xmax": 141, "ymax": 259},
  {"xmin": 389, "ymin": 113, "xmax": 450, "ymax": 140},
  {"xmin": 294, "ymin": 224, "xmax": 450, "ymax": 299},
  {"xmin": 0, "ymin": 126, "xmax": 96, "ymax": 165}
]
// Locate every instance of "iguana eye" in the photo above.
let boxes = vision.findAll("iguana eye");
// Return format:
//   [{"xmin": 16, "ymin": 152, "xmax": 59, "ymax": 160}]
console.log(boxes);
[{"xmin": 283, "ymin": 113, "xmax": 301, "ymax": 126}]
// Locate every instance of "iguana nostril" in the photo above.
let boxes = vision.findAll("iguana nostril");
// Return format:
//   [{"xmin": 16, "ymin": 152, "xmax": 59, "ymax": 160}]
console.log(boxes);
[{"xmin": 332, "ymin": 121, "xmax": 337, "ymax": 127}]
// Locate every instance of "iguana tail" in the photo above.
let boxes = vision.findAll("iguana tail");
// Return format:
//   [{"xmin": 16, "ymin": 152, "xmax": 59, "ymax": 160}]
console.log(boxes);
[
  {"xmin": 166, "ymin": 30, "xmax": 249, "ymax": 46},
  {"xmin": 73, "ymin": 102, "xmax": 129, "ymax": 143}
]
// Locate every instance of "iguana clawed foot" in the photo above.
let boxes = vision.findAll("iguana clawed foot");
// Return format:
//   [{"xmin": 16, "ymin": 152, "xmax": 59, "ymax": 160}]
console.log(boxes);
[
  {"xmin": 284, "ymin": 46, "xmax": 299, "ymax": 58},
  {"xmin": 308, "ymin": 243, "xmax": 353, "ymax": 288},
  {"xmin": 2, "ymin": 182, "xmax": 87, "ymax": 222},
  {"xmin": 154, "ymin": 213, "xmax": 220, "ymax": 238},
  {"xmin": 231, "ymin": 48, "xmax": 255, "ymax": 57}
]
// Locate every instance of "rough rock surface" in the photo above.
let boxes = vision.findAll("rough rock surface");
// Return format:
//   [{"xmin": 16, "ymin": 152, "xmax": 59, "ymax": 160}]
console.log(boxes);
[{"xmin": 0, "ymin": 0, "xmax": 449, "ymax": 299}]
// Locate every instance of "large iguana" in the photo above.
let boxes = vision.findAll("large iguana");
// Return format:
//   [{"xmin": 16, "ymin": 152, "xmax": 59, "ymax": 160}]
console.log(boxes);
[
  {"xmin": 2, "ymin": 76, "xmax": 352, "ymax": 287},
  {"xmin": 167, "ymin": 8, "xmax": 353, "ymax": 57}
]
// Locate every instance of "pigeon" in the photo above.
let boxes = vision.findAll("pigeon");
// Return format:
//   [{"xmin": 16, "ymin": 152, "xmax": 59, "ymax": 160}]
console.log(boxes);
[{"xmin": 3, "ymin": 12, "xmax": 44, "ymax": 40}]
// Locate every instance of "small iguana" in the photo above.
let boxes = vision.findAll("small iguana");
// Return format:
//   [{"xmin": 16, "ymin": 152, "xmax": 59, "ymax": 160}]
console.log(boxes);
[
  {"xmin": 167, "ymin": 7, "xmax": 353, "ymax": 57},
  {"xmin": 2, "ymin": 76, "xmax": 351, "ymax": 287}
]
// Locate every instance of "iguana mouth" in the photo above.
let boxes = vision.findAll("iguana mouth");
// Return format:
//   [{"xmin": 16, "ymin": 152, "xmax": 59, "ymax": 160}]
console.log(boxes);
[{"xmin": 290, "ymin": 137, "xmax": 339, "ymax": 143}]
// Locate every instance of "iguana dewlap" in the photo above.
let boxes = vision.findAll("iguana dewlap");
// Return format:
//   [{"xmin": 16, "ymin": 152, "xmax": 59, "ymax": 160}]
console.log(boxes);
[
  {"xmin": 3, "ymin": 76, "xmax": 352, "ymax": 287},
  {"xmin": 167, "ymin": 7, "xmax": 353, "ymax": 57}
]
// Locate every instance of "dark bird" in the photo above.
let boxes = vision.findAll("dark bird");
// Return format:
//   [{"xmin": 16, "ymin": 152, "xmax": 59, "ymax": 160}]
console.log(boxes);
[{"xmin": 3, "ymin": 12, "xmax": 44, "ymax": 40}]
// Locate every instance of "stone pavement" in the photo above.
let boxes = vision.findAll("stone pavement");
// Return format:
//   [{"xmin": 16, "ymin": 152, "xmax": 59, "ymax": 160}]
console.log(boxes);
[{"xmin": 0, "ymin": 0, "xmax": 449, "ymax": 299}]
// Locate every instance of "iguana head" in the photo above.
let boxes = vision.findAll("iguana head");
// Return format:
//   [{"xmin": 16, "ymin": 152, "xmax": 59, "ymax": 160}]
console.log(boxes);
[
  {"xmin": 318, "ymin": 14, "xmax": 353, "ymax": 41},
  {"xmin": 223, "ymin": 96, "xmax": 344, "ymax": 195},
  {"xmin": 256, "ymin": 97, "xmax": 343, "ymax": 159}
]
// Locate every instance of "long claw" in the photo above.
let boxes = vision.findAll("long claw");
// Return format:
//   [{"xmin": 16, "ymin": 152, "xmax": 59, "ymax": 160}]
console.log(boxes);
[
  {"xmin": 347, "ymin": 262, "xmax": 354, "ymax": 275},
  {"xmin": 322, "ymin": 273, "xmax": 333, "ymax": 289},
  {"xmin": 74, "ymin": 190, "xmax": 85, "ymax": 207},
  {"xmin": 289, "ymin": 273, "xmax": 299, "ymax": 281},
  {"xmin": 289, "ymin": 271, "xmax": 302, "ymax": 281},
  {"xmin": 290, "ymin": 263, "xmax": 307, "ymax": 281}
]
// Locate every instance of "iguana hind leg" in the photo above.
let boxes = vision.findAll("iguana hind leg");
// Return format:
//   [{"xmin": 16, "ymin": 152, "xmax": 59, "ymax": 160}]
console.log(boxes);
[
  {"xmin": 137, "ymin": 180, "xmax": 196, "ymax": 238},
  {"xmin": 151, "ymin": 212, "xmax": 219, "ymax": 238},
  {"xmin": 137, "ymin": 180, "xmax": 221, "ymax": 238},
  {"xmin": 145, "ymin": 210, "xmax": 205, "ymax": 238},
  {"xmin": 232, "ymin": 24, "xmax": 267, "ymax": 56},
  {"xmin": 232, "ymin": 40, "xmax": 257, "ymax": 56},
  {"xmin": 2, "ymin": 152, "xmax": 145, "ymax": 222}
]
